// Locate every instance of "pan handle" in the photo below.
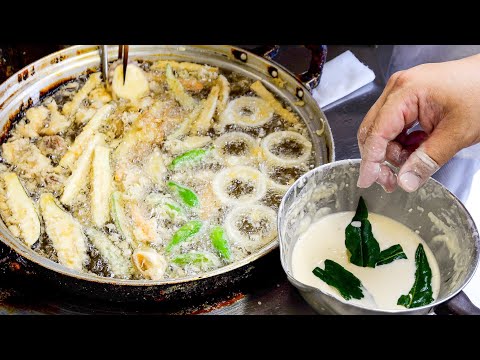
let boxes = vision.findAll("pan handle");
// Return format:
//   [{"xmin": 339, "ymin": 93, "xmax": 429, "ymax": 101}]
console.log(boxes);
[
  {"xmin": 434, "ymin": 290, "xmax": 480, "ymax": 315},
  {"xmin": 248, "ymin": 45, "xmax": 328, "ymax": 92},
  {"xmin": 249, "ymin": 45, "xmax": 280, "ymax": 60},
  {"xmin": 298, "ymin": 45, "xmax": 328, "ymax": 91}
]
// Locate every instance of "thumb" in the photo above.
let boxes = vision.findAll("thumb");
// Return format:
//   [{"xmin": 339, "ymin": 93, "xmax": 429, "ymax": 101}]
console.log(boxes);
[
  {"xmin": 397, "ymin": 147, "xmax": 439, "ymax": 192},
  {"xmin": 397, "ymin": 127, "xmax": 460, "ymax": 192}
]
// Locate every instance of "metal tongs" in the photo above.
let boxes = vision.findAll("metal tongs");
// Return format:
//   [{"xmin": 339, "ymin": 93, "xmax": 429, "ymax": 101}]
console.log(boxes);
[{"xmin": 100, "ymin": 45, "xmax": 129, "ymax": 88}]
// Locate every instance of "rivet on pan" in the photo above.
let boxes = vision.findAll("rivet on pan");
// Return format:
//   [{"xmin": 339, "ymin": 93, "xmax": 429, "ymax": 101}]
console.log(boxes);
[
  {"xmin": 268, "ymin": 66, "xmax": 278, "ymax": 78},
  {"xmin": 296, "ymin": 88, "xmax": 304, "ymax": 98},
  {"xmin": 231, "ymin": 49, "xmax": 248, "ymax": 63}
]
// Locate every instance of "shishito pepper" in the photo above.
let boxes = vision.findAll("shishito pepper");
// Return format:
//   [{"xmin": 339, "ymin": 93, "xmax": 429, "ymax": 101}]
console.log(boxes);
[
  {"xmin": 172, "ymin": 251, "xmax": 214, "ymax": 266},
  {"xmin": 166, "ymin": 220, "xmax": 202, "ymax": 252},
  {"xmin": 210, "ymin": 225, "xmax": 231, "ymax": 260},
  {"xmin": 167, "ymin": 181, "xmax": 199, "ymax": 208},
  {"xmin": 168, "ymin": 148, "xmax": 209, "ymax": 171}
]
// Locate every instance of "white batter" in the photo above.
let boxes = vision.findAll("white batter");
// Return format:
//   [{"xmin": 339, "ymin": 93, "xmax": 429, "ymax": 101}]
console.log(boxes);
[{"xmin": 292, "ymin": 211, "xmax": 441, "ymax": 310}]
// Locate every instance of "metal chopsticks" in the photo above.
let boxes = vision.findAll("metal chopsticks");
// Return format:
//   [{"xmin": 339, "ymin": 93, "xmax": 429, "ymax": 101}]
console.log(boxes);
[
  {"xmin": 99, "ymin": 45, "xmax": 130, "ymax": 87},
  {"xmin": 118, "ymin": 45, "xmax": 129, "ymax": 84}
]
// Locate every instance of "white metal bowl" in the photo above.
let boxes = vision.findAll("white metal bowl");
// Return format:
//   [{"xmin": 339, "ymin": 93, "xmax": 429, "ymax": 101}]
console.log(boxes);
[{"xmin": 278, "ymin": 159, "xmax": 480, "ymax": 315}]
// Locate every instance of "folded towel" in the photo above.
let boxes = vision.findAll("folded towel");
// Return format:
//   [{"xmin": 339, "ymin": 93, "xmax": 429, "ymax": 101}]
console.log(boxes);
[{"xmin": 312, "ymin": 50, "xmax": 376, "ymax": 108}]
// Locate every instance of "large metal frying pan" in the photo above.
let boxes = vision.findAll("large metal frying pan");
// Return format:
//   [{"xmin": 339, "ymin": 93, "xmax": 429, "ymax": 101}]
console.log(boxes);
[{"xmin": 0, "ymin": 45, "xmax": 333, "ymax": 302}]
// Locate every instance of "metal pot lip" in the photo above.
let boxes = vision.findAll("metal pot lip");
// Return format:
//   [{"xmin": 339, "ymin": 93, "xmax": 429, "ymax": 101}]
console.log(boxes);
[
  {"xmin": 278, "ymin": 158, "xmax": 480, "ymax": 314},
  {"xmin": 0, "ymin": 44, "xmax": 329, "ymax": 287}
]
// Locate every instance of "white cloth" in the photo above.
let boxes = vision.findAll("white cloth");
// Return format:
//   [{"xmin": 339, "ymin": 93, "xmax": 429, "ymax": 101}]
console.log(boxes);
[{"xmin": 312, "ymin": 50, "xmax": 376, "ymax": 108}]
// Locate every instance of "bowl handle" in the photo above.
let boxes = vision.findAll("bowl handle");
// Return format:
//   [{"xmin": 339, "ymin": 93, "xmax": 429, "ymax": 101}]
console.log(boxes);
[
  {"xmin": 434, "ymin": 291, "xmax": 480, "ymax": 315},
  {"xmin": 249, "ymin": 45, "xmax": 328, "ymax": 92}
]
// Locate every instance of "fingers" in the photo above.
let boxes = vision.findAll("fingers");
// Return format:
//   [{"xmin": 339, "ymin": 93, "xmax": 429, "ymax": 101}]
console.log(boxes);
[
  {"xmin": 357, "ymin": 58, "xmax": 480, "ymax": 193},
  {"xmin": 398, "ymin": 118, "xmax": 463, "ymax": 192},
  {"xmin": 357, "ymin": 87, "xmax": 420, "ymax": 188},
  {"xmin": 386, "ymin": 130, "xmax": 428, "ymax": 167},
  {"xmin": 386, "ymin": 141, "xmax": 410, "ymax": 167},
  {"xmin": 377, "ymin": 164, "xmax": 397, "ymax": 193},
  {"xmin": 357, "ymin": 71, "xmax": 405, "ymax": 146},
  {"xmin": 397, "ymin": 147, "xmax": 439, "ymax": 192},
  {"xmin": 397, "ymin": 124, "xmax": 461, "ymax": 192}
]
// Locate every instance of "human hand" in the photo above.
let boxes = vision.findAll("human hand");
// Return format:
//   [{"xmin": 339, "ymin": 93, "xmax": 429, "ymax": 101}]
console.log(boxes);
[{"xmin": 357, "ymin": 54, "xmax": 480, "ymax": 192}]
